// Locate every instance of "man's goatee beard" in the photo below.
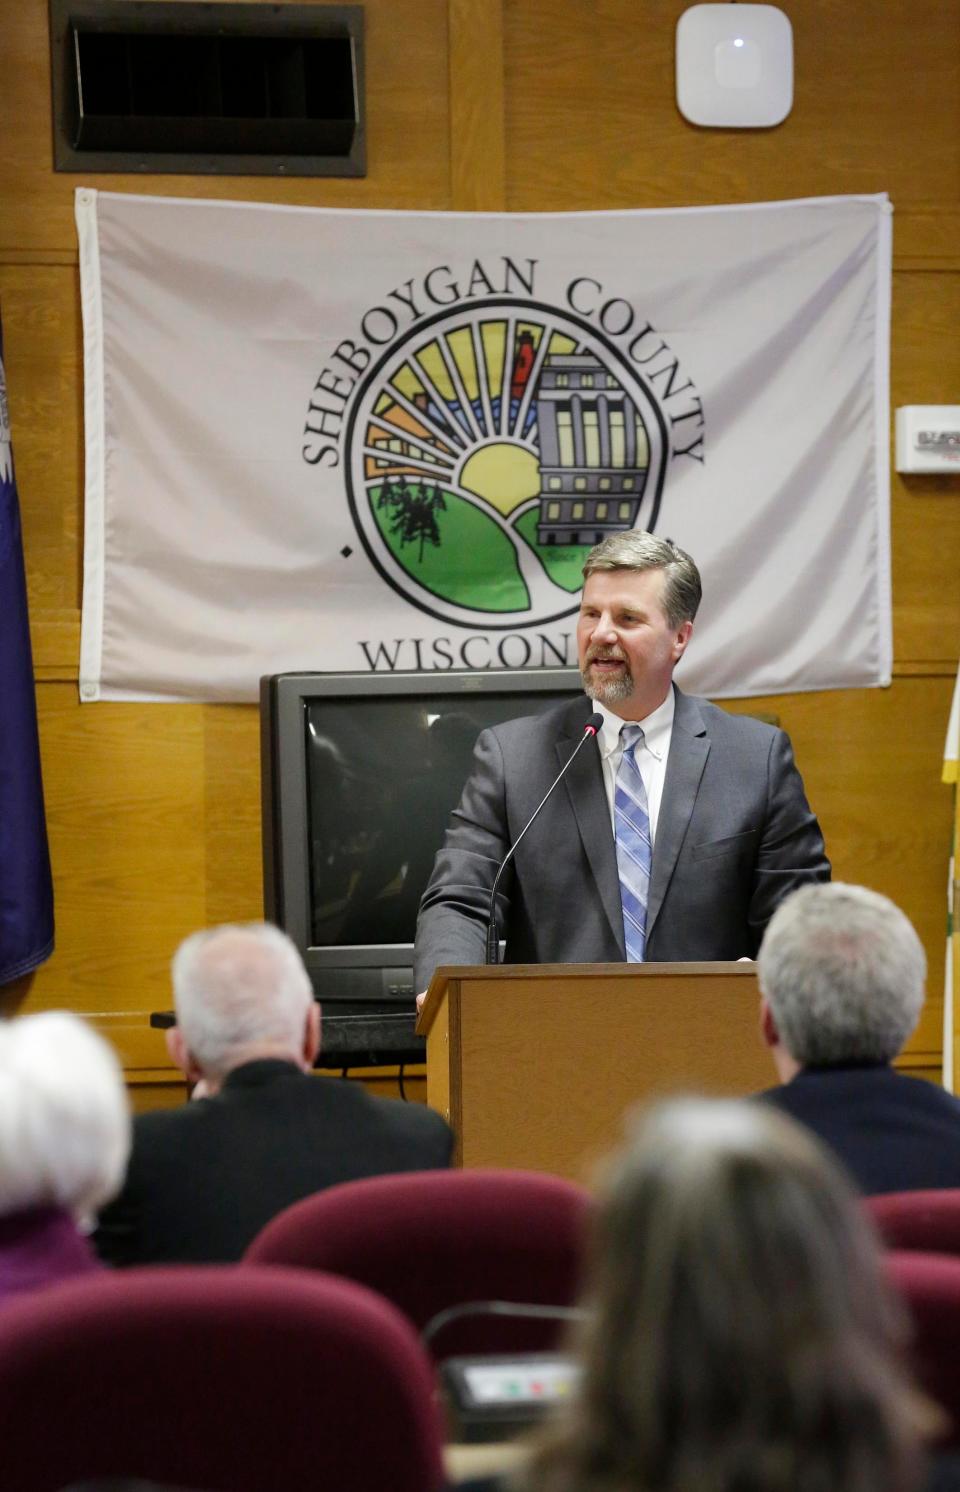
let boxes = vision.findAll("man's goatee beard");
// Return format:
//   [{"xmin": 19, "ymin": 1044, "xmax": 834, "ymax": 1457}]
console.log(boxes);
[{"xmin": 581, "ymin": 663, "xmax": 634, "ymax": 704}]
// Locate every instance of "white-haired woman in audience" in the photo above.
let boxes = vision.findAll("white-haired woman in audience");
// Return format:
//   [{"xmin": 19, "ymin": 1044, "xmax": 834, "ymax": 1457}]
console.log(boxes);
[
  {"xmin": 467, "ymin": 1097, "xmax": 936, "ymax": 1492},
  {"xmin": 0, "ymin": 1011, "xmax": 130, "ymax": 1300}
]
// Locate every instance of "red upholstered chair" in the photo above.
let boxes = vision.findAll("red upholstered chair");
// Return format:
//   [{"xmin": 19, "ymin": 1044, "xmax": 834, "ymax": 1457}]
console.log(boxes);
[
  {"xmin": 867, "ymin": 1190, "xmax": 960, "ymax": 1255},
  {"xmin": 0, "ymin": 1265, "xmax": 445, "ymax": 1492},
  {"xmin": 886, "ymin": 1251, "xmax": 960, "ymax": 1449},
  {"xmin": 245, "ymin": 1168, "xmax": 592, "ymax": 1360}
]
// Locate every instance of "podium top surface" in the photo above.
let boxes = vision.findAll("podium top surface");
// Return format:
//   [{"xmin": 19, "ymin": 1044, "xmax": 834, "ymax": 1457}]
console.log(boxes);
[{"xmin": 416, "ymin": 960, "xmax": 757, "ymax": 1035}]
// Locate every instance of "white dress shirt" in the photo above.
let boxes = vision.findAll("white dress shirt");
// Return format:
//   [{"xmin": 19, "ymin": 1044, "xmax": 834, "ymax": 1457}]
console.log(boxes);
[{"xmin": 593, "ymin": 689, "xmax": 675, "ymax": 846}]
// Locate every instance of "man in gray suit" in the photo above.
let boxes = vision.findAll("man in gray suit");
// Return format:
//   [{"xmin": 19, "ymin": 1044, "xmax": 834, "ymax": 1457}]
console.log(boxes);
[{"xmin": 415, "ymin": 532, "xmax": 829, "ymax": 992}]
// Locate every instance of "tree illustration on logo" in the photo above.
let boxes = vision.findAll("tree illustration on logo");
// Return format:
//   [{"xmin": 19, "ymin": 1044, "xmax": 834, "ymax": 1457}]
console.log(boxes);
[{"xmin": 378, "ymin": 478, "xmax": 447, "ymax": 563}]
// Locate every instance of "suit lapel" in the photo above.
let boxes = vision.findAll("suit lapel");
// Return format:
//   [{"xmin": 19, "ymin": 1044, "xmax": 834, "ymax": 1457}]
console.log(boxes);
[
  {"xmin": 555, "ymin": 701, "xmax": 624, "ymax": 954},
  {"xmin": 646, "ymin": 688, "xmax": 710, "ymax": 939}
]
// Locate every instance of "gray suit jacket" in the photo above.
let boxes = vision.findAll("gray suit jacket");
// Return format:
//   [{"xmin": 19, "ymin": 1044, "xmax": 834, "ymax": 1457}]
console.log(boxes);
[{"xmin": 414, "ymin": 687, "xmax": 829, "ymax": 988}]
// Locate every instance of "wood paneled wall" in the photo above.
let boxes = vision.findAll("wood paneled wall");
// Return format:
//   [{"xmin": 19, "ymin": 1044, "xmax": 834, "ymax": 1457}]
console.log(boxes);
[{"xmin": 1, "ymin": 0, "xmax": 957, "ymax": 1096}]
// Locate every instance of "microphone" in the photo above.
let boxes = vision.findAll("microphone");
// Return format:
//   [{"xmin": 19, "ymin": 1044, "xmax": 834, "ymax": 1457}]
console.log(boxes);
[{"xmin": 485, "ymin": 712, "xmax": 603, "ymax": 965}]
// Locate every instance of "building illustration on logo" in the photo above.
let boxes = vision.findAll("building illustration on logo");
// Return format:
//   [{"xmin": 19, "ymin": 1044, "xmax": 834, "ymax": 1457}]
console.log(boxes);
[
  {"xmin": 533, "ymin": 353, "xmax": 647, "ymax": 547},
  {"xmin": 344, "ymin": 299, "xmax": 669, "ymax": 630}
]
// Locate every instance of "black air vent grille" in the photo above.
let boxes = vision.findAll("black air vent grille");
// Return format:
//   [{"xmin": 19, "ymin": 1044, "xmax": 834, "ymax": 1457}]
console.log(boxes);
[{"xmin": 51, "ymin": 0, "xmax": 365, "ymax": 176}]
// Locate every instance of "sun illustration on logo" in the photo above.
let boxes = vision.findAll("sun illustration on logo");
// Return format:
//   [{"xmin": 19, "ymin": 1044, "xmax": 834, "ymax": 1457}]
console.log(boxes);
[{"xmin": 345, "ymin": 298, "xmax": 669, "ymax": 630}]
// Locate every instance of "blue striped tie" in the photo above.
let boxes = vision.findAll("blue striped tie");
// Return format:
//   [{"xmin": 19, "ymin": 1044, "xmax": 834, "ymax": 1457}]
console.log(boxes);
[{"xmin": 615, "ymin": 724, "xmax": 651, "ymax": 963}]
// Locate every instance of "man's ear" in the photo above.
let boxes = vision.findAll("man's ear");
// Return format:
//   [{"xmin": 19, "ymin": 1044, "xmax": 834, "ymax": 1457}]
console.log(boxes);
[
  {"xmin": 672, "ymin": 619, "xmax": 693, "ymax": 662},
  {"xmin": 166, "ymin": 1026, "xmax": 203, "ymax": 1083},
  {"xmin": 303, "ymin": 1002, "xmax": 321, "ymax": 1068},
  {"xmin": 759, "ymin": 996, "xmax": 780, "ymax": 1051}
]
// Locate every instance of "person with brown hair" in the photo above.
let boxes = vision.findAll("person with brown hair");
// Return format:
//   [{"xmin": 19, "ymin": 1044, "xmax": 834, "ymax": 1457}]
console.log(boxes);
[
  {"xmin": 470, "ymin": 1097, "xmax": 933, "ymax": 1492},
  {"xmin": 416, "ymin": 531, "xmax": 827, "ymax": 993}
]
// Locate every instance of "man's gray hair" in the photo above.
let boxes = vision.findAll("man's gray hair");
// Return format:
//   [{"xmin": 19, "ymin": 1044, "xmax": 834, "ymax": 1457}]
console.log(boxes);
[
  {"xmin": 172, "ymin": 922, "xmax": 314, "ymax": 1078},
  {"xmin": 757, "ymin": 883, "xmax": 926, "ymax": 1066},
  {"xmin": 582, "ymin": 531, "xmax": 702, "ymax": 629},
  {"xmin": 0, "ymin": 1011, "xmax": 130, "ymax": 1220}
]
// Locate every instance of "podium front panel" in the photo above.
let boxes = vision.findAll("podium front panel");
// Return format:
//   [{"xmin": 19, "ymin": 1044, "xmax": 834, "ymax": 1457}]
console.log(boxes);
[{"xmin": 423, "ymin": 963, "xmax": 768, "ymax": 1181}]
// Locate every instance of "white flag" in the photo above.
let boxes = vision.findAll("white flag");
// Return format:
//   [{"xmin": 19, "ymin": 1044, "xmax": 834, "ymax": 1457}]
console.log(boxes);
[{"xmin": 76, "ymin": 189, "xmax": 892, "ymax": 702}]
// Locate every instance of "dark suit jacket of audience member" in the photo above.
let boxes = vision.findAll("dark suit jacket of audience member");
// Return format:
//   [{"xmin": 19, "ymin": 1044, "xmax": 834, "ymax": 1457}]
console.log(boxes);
[
  {"xmin": 757, "ymin": 1063, "xmax": 960, "ymax": 1196},
  {"xmin": 94, "ymin": 1059, "xmax": 454, "ymax": 1266}
]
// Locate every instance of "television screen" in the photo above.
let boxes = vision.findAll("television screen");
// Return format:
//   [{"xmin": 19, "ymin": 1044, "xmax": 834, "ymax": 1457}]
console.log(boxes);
[
  {"xmin": 306, "ymin": 696, "xmax": 521, "ymax": 949},
  {"xmin": 260, "ymin": 669, "xmax": 582, "ymax": 1062}
]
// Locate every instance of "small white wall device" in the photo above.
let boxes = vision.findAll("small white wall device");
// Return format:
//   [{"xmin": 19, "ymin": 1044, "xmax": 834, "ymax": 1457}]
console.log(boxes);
[
  {"xmin": 895, "ymin": 407, "xmax": 960, "ymax": 474},
  {"xmin": 676, "ymin": 4, "xmax": 794, "ymax": 128}
]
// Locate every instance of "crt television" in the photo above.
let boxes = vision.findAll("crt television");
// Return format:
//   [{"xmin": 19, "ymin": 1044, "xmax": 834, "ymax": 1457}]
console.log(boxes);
[{"xmin": 260, "ymin": 668, "xmax": 582, "ymax": 1019}]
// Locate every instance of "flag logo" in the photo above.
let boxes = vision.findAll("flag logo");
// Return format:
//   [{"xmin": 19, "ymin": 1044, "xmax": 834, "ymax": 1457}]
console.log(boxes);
[{"xmin": 344, "ymin": 298, "xmax": 670, "ymax": 630}]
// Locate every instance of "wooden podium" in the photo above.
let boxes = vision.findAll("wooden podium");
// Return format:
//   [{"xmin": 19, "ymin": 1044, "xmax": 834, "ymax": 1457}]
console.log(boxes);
[{"xmin": 416, "ymin": 962, "xmax": 770, "ymax": 1182}]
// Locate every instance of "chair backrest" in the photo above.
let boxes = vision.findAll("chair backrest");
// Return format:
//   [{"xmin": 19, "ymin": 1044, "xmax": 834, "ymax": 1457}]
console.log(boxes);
[
  {"xmin": 867, "ymin": 1190, "xmax": 960, "ymax": 1255},
  {"xmin": 0, "ymin": 1264, "xmax": 445, "ymax": 1492},
  {"xmin": 245, "ymin": 1168, "xmax": 592, "ymax": 1359},
  {"xmin": 886, "ymin": 1251, "xmax": 960, "ymax": 1449}
]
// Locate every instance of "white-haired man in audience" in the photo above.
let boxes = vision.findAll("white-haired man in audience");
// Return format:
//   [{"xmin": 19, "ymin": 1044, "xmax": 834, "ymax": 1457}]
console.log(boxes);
[
  {"xmin": 0, "ymin": 1012, "xmax": 130, "ymax": 1301},
  {"xmin": 755, "ymin": 881, "xmax": 960, "ymax": 1195},
  {"xmin": 94, "ymin": 922, "xmax": 453, "ymax": 1265}
]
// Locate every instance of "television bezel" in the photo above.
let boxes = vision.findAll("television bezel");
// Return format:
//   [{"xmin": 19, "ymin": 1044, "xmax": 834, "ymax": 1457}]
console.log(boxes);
[{"xmin": 260, "ymin": 667, "xmax": 583, "ymax": 1006}]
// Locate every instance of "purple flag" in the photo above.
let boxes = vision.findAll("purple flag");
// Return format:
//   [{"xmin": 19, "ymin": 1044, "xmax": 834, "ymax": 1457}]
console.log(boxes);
[{"xmin": 0, "ymin": 312, "xmax": 54, "ymax": 982}]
